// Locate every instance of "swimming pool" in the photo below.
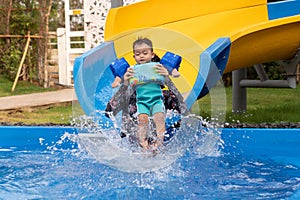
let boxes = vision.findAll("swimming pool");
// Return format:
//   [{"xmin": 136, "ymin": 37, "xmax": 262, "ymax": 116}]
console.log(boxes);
[{"xmin": 0, "ymin": 126, "xmax": 299, "ymax": 199}]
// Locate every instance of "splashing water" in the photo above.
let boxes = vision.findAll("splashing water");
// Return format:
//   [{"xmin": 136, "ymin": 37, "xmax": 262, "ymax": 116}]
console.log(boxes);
[{"xmin": 74, "ymin": 113, "xmax": 223, "ymax": 173}]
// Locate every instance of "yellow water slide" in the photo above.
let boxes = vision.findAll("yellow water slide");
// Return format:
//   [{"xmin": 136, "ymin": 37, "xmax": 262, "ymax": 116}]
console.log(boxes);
[
  {"xmin": 102, "ymin": 0, "xmax": 300, "ymax": 107},
  {"xmin": 105, "ymin": 0, "xmax": 300, "ymax": 71}
]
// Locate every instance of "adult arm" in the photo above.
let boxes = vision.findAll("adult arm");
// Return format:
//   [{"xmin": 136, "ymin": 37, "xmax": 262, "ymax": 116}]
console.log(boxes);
[
  {"xmin": 155, "ymin": 63, "xmax": 188, "ymax": 114},
  {"xmin": 164, "ymin": 76, "xmax": 188, "ymax": 114},
  {"xmin": 105, "ymin": 67, "xmax": 134, "ymax": 116},
  {"xmin": 105, "ymin": 84, "xmax": 129, "ymax": 116}
]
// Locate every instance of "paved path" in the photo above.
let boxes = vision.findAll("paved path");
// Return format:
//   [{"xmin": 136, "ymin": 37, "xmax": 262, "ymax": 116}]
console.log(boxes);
[{"xmin": 0, "ymin": 88, "xmax": 77, "ymax": 111}]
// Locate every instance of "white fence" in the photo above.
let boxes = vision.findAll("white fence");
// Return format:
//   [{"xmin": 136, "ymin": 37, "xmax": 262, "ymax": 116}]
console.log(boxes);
[{"xmin": 57, "ymin": 0, "xmax": 139, "ymax": 86}]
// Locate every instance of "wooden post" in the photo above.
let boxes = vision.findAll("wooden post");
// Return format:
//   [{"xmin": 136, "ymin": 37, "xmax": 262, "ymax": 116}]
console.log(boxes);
[{"xmin": 11, "ymin": 31, "xmax": 31, "ymax": 92}]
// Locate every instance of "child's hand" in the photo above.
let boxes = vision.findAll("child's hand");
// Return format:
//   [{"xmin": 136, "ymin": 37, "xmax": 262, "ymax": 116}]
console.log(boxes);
[
  {"xmin": 154, "ymin": 64, "xmax": 168, "ymax": 76},
  {"xmin": 123, "ymin": 67, "xmax": 134, "ymax": 86}
]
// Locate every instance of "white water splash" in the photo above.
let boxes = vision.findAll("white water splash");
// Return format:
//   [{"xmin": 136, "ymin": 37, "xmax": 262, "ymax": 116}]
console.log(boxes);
[{"xmin": 73, "ymin": 114, "xmax": 223, "ymax": 173}]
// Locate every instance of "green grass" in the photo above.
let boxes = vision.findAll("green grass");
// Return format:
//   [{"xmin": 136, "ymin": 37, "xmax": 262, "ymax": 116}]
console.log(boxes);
[
  {"xmin": 0, "ymin": 75, "xmax": 71, "ymax": 125},
  {"xmin": 197, "ymin": 86, "xmax": 300, "ymax": 124},
  {"xmin": 1, "ymin": 74, "xmax": 299, "ymax": 125},
  {"xmin": 0, "ymin": 75, "xmax": 56, "ymax": 97},
  {"xmin": 0, "ymin": 105, "xmax": 73, "ymax": 125}
]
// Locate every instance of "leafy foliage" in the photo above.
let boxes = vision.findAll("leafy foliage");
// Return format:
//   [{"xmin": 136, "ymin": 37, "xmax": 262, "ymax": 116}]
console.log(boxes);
[
  {"xmin": 0, "ymin": 39, "xmax": 22, "ymax": 79},
  {"xmin": 247, "ymin": 62, "xmax": 285, "ymax": 80},
  {"xmin": 0, "ymin": 0, "xmax": 62, "ymax": 83}
]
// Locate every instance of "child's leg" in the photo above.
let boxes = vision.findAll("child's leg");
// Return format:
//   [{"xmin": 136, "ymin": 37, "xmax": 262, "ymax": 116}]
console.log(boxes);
[
  {"xmin": 152, "ymin": 112, "xmax": 166, "ymax": 148},
  {"xmin": 137, "ymin": 113, "xmax": 149, "ymax": 150}
]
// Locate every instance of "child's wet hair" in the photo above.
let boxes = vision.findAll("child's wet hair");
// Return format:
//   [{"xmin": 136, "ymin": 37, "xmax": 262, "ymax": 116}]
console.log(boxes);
[
  {"xmin": 133, "ymin": 37, "xmax": 160, "ymax": 62},
  {"xmin": 133, "ymin": 37, "xmax": 153, "ymax": 52}
]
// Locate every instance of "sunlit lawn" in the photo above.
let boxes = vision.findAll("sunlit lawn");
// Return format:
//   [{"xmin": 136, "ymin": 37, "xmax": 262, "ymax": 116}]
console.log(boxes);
[
  {"xmin": 1, "ymin": 75, "xmax": 299, "ymax": 125},
  {"xmin": 197, "ymin": 85, "xmax": 300, "ymax": 124}
]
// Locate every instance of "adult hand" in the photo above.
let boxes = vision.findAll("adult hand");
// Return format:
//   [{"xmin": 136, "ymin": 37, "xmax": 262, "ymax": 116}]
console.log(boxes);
[
  {"xmin": 123, "ymin": 67, "xmax": 134, "ymax": 86},
  {"xmin": 154, "ymin": 64, "xmax": 168, "ymax": 76}
]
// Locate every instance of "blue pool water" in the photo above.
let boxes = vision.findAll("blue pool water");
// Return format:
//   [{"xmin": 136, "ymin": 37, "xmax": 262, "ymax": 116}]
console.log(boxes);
[{"xmin": 0, "ymin": 126, "xmax": 300, "ymax": 199}]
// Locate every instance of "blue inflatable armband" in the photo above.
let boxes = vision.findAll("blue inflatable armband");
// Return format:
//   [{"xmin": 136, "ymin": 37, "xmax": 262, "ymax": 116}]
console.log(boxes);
[
  {"xmin": 109, "ymin": 57, "xmax": 130, "ymax": 78},
  {"xmin": 129, "ymin": 62, "xmax": 164, "ymax": 86},
  {"xmin": 160, "ymin": 52, "xmax": 182, "ymax": 73}
]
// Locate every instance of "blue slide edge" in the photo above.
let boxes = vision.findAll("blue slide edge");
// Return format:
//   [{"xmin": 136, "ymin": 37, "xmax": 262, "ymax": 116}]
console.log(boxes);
[
  {"xmin": 197, "ymin": 37, "xmax": 231, "ymax": 99},
  {"xmin": 268, "ymin": 0, "xmax": 300, "ymax": 20},
  {"xmin": 74, "ymin": 42, "xmax": 117, "ymax": 116}
]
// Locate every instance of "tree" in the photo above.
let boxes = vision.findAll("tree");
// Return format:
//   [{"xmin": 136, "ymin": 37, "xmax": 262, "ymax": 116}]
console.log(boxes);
[{"xmin": 0, "ymin": 0, "xmax": 54, "ymax": 86}]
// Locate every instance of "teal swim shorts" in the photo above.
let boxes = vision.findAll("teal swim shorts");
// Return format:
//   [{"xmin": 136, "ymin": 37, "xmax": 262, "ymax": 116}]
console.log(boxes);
[{"xmin": 136, "ymin": 83, "xmax": 164, "ymax": 116}]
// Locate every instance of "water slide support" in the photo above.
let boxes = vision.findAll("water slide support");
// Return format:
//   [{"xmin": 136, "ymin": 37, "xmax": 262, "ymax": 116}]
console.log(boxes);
[
  {"xmin": 232, "ymin": 46, "xmax": 300, "ymax": 113},
  {"xmin": 232, "ymin": 68, "xmax": 247, "ymax": 113}
]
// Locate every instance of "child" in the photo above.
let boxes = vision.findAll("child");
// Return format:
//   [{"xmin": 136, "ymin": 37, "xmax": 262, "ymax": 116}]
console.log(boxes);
[
  {"xmin": 125, "ymin": 37, "xmax": 167, "ymax": 151},
  {"xmin": 106, "ymin": 57, "xmax": 187, "ymax": 150}
]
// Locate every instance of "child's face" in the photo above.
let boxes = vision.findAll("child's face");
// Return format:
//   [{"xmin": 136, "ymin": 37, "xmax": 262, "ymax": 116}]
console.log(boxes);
[{"xmin": 133, "ymin": 43, "xmax": 154, "ymax": 64}]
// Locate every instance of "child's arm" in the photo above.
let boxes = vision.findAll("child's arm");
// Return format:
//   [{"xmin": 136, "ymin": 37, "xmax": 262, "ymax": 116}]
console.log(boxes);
[
  {"xmin": 160, "ymin": 52, "xmax": 182, "ymax": 78},
  {"xmin": 109, "ymin": 57, "xmax": 130, "ymax": 88},
  {"xmin": 111, "ymin": 76, "xmax": 122, "ymax": 88}
]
